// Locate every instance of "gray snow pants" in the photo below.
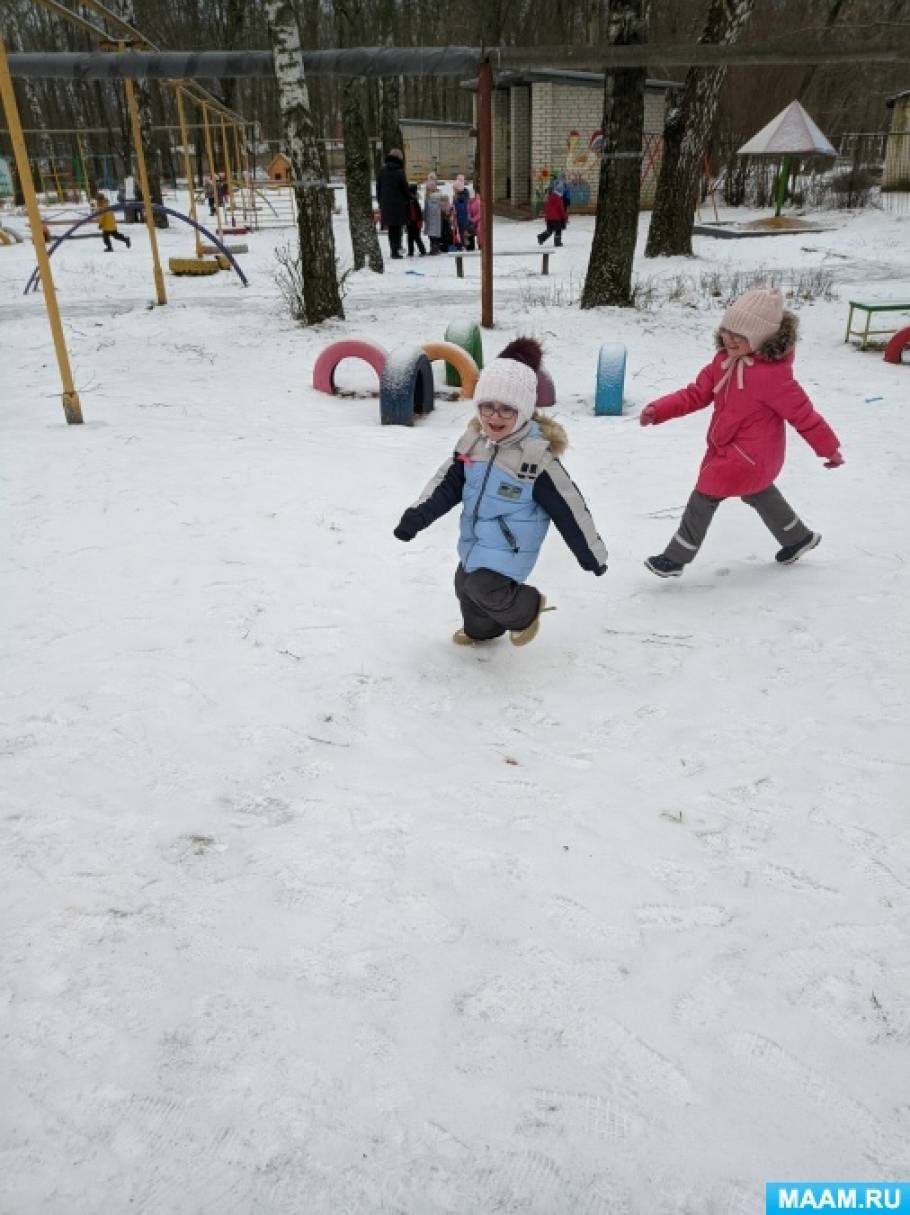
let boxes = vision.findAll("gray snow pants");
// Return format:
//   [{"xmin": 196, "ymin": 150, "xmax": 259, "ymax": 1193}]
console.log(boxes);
[
  {"xmin": 664, "ymin": 485, "xmax": 813, "ymax": 565},
  {"xmin": 454, "ymin": 565, "xmax": 542, "ymax": 640}
]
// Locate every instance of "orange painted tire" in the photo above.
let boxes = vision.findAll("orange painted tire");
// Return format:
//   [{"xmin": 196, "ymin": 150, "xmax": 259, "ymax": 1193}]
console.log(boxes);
[
  {"xmin": 420, "ymin": 341, "xmax": 480, "ymax": 398},
  {"xmin": 883, "ymin": 326, "xmax": 910, "ymax": 365}
]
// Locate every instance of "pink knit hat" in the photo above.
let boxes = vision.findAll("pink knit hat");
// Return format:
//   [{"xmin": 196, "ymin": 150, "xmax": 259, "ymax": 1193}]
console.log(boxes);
[{"xmin": 720, "ymin": 287, "xmax": 784, "ymax": 352}]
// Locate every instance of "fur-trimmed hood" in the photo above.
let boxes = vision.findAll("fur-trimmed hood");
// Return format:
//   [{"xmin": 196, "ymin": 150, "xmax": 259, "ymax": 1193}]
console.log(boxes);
[
  {"xmin": 715, "ymin": 309, "xmax": 798, "ymax": 361},
  {"xmin": 466, "ymin": 411, "xmax": 568, "ymax": 455}
]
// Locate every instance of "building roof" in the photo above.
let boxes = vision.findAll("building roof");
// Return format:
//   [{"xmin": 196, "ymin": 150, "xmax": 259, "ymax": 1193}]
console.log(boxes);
[
  {"xmin": 886, "ymin": 89, "xmax": 910, "ymax": 108},
  {"xmin": 461, "ymin": 68, "xmax": 682, "ymax": 92},
  {"xmin": 738, "ymin": 100, "xmax": 836, "ymax": 157}
]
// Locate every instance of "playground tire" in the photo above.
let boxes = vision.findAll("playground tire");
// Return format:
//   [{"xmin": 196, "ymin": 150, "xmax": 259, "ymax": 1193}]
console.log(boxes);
[
  {"xmin": 421, "ymin": 341, "xmax": 479, "ymax": 398},
  {"xmin": 216, "ymin": 254, "xmax": 230, "ymax": 270},
  {"xmin": 883, "ymin": 326, "xmax": 910, "ymax": 365},
  {"xmin": 168, "ymin": 256, "xmax": 219, "ymax": 276},
  {"xmin": 380, "ymin": 346, "xmax": 435, "ymax": 426},
  {"xmin": 595, "ymin": 342, "xmax": 627, "ymax": 416},
  {"xmin": 312, "ymin": 339, "xmax": 388, "ymax": 395},
  {"xmin": 443, "ymin": 320, "xmax": 484, "ymax": 387}
]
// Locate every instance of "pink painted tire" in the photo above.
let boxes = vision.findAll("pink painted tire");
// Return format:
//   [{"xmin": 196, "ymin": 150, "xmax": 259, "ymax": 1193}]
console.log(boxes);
[
  {"xmin": 883, "ymin": 326, "xmax": 910, "ymax": 365},
  {"xmin": 312, "ymin": 339, "xmax": 388, "ymax": 394},
  {"xmin": 536, "ymin": 367, "xmax": 556, "ymax": 408}
]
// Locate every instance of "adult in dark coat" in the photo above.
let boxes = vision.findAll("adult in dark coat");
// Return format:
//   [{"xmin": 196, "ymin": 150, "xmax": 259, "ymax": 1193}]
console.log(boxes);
[{"xmin": 376, "ymin": 148, "xmax": 409, "ymax": 259}]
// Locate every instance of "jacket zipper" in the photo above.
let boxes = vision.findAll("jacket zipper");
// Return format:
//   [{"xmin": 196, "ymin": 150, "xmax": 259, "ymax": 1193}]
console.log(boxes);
[
  {"xmin": 731, "ymin": 442, "xmax": 756, "ymax": 466},
  {"xmin": 472, "ymin": 445, "xmax": 498, "ymax": 527},
  {"xmin": 497, "ymin": 516, "xmax": 520, "ymax": 553}
]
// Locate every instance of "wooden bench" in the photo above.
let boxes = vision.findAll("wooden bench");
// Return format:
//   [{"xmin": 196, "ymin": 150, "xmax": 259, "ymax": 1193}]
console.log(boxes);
[
  {"xmin": 452, "ymin": 249, "xmax": 560, "ymax": 278},
  {"xmin": 845, "ymin": 299, "xmax": 910, "ymax": 350}
]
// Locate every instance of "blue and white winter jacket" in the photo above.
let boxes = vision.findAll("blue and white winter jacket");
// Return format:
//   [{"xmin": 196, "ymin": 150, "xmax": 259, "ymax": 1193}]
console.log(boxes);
[{"xmin": 398, "ymin": 415, "xmax": 607, "ymax": 582}]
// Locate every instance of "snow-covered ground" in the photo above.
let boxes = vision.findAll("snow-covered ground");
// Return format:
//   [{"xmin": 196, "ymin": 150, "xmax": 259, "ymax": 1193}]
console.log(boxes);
[{"xmin": 2, "ymin": 194, "xmax": 909, "ymax": 1214}]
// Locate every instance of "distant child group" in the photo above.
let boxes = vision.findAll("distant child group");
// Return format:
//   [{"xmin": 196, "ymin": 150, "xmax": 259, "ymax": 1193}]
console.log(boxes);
[
  {"xmin": 376, "ymin": 149, "xmax": 482, "ymax": 259},
  {"xmin": 395, "ymin": 287, "xmax": 843, "ymax": 647}
]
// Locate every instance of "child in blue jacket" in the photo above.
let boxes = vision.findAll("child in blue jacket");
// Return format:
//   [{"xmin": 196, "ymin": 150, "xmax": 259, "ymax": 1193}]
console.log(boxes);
[{"xmin": 394, "ymin": 339, "xmax": 607, "ymax": 646}]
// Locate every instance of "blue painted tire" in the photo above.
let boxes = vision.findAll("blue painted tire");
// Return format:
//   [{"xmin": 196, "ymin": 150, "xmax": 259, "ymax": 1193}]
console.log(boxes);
[
  {"xmin": 444, "ymin": 320, "xmax": 484, "ymax": 387},
  {"xmin": 380, "ymin": 346, "xmax": 435, "ymax": 426},
  {"xmin": 595, "ymin": 342, "xmax": 627, "ymax": 416}
]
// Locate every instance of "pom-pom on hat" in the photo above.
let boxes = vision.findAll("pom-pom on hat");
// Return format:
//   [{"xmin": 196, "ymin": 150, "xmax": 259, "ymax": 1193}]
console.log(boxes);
[
  {"xmin": 474, "ymin": 337, "xmax": 542, "ymax": 427},
  {"xmin": 720, "ymin": 287, "xmax": 784, "ymax": 352}
]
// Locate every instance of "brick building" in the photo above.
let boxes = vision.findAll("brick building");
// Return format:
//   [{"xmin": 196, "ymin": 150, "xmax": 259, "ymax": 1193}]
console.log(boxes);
[{"xmin": 472, "ymin": 69, "xmax": 680, "ymax": 215}]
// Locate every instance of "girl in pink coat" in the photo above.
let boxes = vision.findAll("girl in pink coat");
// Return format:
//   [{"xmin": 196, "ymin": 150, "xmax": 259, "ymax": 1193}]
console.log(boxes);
[
  {"xmin": 640, "ymin": 287, "xmax": 843, "ymax": 577},
  {"xmin": 467, "ymin": 192, "xmax": 483, "ymax": 249}
]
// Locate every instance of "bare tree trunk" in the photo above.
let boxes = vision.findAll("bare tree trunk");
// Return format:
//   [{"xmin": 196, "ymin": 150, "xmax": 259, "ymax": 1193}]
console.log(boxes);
[
  {"xmin": 644, "ymin": 0, "xmax": 754, "ymax": 258},
  {"xmin": 378, "ymin": 1, "xmax": 403, "ymax": 163},
  {"xmin": 266, "ymin": 0, "xmax": 344, "ymax": 324},
  {"xmin": 335, "ymin": 0, "xmax": 383, "ymax": 272},
  {"xmin": 581, "ymin": 1, "xmax": 649, "ymax": 310},
  {"xmin": 380, "ymin": 77, "xmax": 404, "ymax": 163}
]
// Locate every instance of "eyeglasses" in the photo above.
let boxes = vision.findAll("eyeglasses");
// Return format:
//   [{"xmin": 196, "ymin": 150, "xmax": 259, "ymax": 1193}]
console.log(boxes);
[{"xmin": 478, "ymin": 403, "xmax": 518, "ymax": 419}]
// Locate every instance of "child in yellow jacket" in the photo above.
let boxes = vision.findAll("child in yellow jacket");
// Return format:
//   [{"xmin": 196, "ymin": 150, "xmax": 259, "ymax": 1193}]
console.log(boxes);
[{"xmin": 96, "ymin": 193, "xmax": 131, "ymax": 252}]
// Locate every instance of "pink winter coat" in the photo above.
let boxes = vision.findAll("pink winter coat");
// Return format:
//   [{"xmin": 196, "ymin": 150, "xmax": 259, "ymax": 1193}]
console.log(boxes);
[
  {"xmin": 468, "ymin": 194, "xmax": 482, "ymax": 246},
  {"xmin": 648, "ymin": 313, "xmax": 840, "ymax": 498}
]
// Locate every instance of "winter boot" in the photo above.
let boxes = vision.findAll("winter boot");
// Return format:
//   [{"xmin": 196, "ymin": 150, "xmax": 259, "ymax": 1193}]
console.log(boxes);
[
  {"xmin": 510, "ymin": 594, "xmax": 553, "ymax": 647},
  {"xmin": 775, "ymin": 532, "xmax": 821, "ymax": 565},
  {"xmin": 644, "ymin": 555, "xmax": 684, "ymax": 578},
  {"xmin": 452, "ymin": 629, "xmax": 499, "ymax": 646}
]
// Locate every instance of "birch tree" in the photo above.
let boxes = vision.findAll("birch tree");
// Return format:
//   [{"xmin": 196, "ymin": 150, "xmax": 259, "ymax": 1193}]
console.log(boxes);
[
  {"xmin": 580, "ymin": 1, "xmax": 649, "ymax": 310},
  {"xmin": 644, "ymin": 0, "xmax": 754, "ymax": 257},
  {"xmin": 334, "ymin": 0, "xmax": 383, "ymax": 272},
  {"xmin": 266, "ymin": 0, "xmax": 344, "ymax": 324}
]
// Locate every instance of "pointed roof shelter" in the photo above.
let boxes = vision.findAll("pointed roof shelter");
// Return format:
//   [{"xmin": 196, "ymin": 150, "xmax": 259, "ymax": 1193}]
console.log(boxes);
[
  {"xmin": 738, "ymin": 99, "xmax": 836, "ymax": 157},
  {"xmin": 738, "ymin": 100, "xmax": 836, "ymax": 216}
]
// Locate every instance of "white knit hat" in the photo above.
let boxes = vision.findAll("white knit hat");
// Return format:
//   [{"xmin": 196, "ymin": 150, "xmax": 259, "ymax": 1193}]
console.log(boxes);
[
  {"xmin": 474, "ymin": 358, "xmax": 538, "ymax": 426},
  {"xmin": 720, "ymin": 287, "xmax": 784, "ymax": 352}
]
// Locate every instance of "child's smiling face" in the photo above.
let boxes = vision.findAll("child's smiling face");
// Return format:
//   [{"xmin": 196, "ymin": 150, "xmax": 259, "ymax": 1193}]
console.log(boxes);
[
  {"xmin": 478, "ymin": 402, "xmax": 519, "ymax": 441},
  {"xmin": 719, "ymin": 328, "xmax": 752, "ymax": 357}
]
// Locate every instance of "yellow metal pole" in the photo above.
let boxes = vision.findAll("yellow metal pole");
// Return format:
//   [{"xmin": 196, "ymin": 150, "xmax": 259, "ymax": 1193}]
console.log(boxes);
[
  {"xmin": 175, "ymin": 87, "xmax": 202, "ymax": 258},
  {"xmin": 123, "ymin": 67, "xmax": 167, "ymax": 305},
  {"xmin": 0, "ymin": 33, "xmax": 82, "ymax": 423},
  {"xmin": 76, "ymin": 130, "xmax": 91, "ymax": 198},
  {"xmin": 242, "ymin": 124, "xmax": 257, "ymax": 230},
  {"xmin": 201, "ymin": 102, "xmax": 223, "ymax": 241},
  {"xmin": 51, "ymin": 157, "xmax": 64, "ymax": 202},
  {"xmin": 219, "ymin": 116, "xmax": 237, "ymax": 228},
  {"xmin": 232, "ymin": 122, "xmax": 247, "ymax": 227}
]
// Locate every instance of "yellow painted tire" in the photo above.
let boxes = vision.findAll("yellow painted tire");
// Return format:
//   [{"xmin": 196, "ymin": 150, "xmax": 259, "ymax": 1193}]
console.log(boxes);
[
  {"xmin": 168, "ymin": 256, "xmax": 220, "ymax": 276},
  {"xmin": 216, "ymin": 254, "xmax": 230, "ymax": 270},
  {"xmin": 0, "ymin": 229, "xmax": 15, "ymax": 246}
]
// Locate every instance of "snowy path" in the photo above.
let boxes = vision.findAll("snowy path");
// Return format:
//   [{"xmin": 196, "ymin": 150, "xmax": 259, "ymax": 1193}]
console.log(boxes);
[{"xmin": 2, "ymin": 201, "xmax": 909, "ymax": 1213}]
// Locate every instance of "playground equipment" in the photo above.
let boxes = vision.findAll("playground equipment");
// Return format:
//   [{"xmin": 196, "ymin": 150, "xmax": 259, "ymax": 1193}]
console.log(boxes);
[
  {"xmin": 444, "ymin": 320, "xmax": 484, "ymax": 387},
  {"xmin": 380, "ymin": 346, "xmax": 434, "ymax": 426},
  {"xmin": 884, "ymin": 327, "xmax": 910, "ymax": 365},
  {"xmin": 420, "ymin": 341, "xmax": 479, "ymax": 398},
  {"xmin": 23, "ymin": 203, "xmax": 249, "ymax": 294},
  {"xmin": 0, "ymin": 226, "xmax": 21, "ymax": 245},
  {"xmin": 169, "ymin": 256, "xmax": 219, "ymax": 276},
  {"xmin": 595, "ymin": 342, "xmax": 627, "ymax": 416},
  {"xmin": 312, "ymin": 339, "xmax": 388, "ymax": 394},
  {"xmin": 311, "ymin": 325, "xmax": 562, "ymax": 424}
]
